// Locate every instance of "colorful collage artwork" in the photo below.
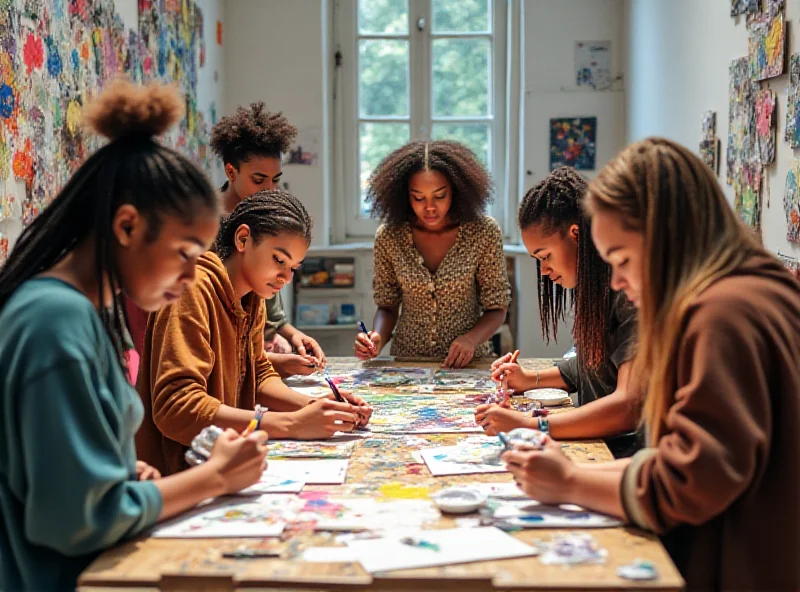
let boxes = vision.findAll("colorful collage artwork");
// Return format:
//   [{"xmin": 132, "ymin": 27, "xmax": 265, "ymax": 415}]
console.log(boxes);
[
  {"xmin": 700, "ymin": 111, "xmax": 720, "ymax": 174},
  {"xmin": 748, "ymin": 9, "xmax": 785, "ymax": 81},
  {"xmin": 756, "ymin": 89, "xmax": 777, "ymax": 165},
  {"xmin": 0, "ymin": 0, "xmax": 212, "ymax": 230},
  {"xmin": 549, "ymin": 117, "xmax": 597, "ymax": 171},
  {"xmin": 727, "ymin": 57, "xmax": 763, "ymax": 229},
  {"xmin": 787, "ymin": 54, "xmax": 800, "ymax": 147},
  {"xmin": 784, "ymin": 161, "xmax": 800, "ymax": 243}
]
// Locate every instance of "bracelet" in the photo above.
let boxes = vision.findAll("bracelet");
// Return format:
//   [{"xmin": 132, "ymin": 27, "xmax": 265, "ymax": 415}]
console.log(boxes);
[
  {"xmin": 538, "ymin": 417, "xmax": 549, "ymax": 433},
  {"xmin": 254, "ymin": 404, "xmax": 267, "ymax": 431}
]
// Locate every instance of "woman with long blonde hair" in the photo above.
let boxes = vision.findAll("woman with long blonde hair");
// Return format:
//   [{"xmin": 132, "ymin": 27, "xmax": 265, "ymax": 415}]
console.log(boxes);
[{"xmin": 503, "ymin": 138, "xmax": 800, "ymax": 591}]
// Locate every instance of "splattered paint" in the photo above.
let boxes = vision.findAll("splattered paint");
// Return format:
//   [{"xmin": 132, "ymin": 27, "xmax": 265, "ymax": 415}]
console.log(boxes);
[
  {"xmin": 755, "ymin": 89, "xmax": 776, "ymax": 165},
  {"xmin": 748, "ymin": 10, "xmax": 785, "ymax": 81},
  {"xmin": 785, "ymin": 54, "xmax": 800, "ymax": 147},
  {"xmin": 727, "ymin": 57, "xmax": 763, "ymax": 229},
  {"xmin": 361, "ymin": 391, "xmax": 484, "ymax": 434},
  {"xmin": 0, "ymin": 0, "xmax": 212, "ymax": 235},
  {"xmin": 731, "ymin": 0, "xmax": 759, "ymax": 17},
  {"xmin": 267, "ymin": 440, "xmax": 357, "ymax": 459},
  {"xmin": 784, "ymin": 161, "xmax": 800, "ymax": 243}
]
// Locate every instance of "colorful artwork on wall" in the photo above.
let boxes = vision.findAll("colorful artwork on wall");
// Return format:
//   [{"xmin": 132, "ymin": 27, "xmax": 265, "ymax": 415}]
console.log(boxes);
[
  {"xmin": 784, "ymin": 161, "xmax": 800, "ymax": 243},
  {"xmin": 748, "ymin": 10, "xmax": 785, "ymax": 81},
  {"xmin": 549, "ymin": 117, "xmax": 597, "ymax": 171},
  {"xmin": 0, "ymin": 0, "xmax": 212, "ymax": 231}
]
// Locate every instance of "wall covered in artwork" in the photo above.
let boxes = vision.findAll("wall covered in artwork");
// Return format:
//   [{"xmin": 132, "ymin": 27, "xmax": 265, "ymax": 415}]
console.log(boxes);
[
  {"xmin": 0, "ymin": 0, "xmax": 225, "ymax": 263},
  {"xmin": 625, "ymin": 0, "xmax": 800, "ymax": 263}
]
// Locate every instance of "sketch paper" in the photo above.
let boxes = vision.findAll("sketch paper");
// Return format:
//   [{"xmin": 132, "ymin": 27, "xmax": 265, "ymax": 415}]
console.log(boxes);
[
  {"xmin": 420, "ymin": 439, "xmax": 507, "ymax": 476},
  {"xmin": 265, "ymin": 459, "xmax": 349, "ymax": 484},
  {"xmin": 575, "ymin": 41, "xmax": 611, "ymax": 88},
  {"xmin": 345, "ymin": 527, "xmax": 538, "ymax": 573},
  {"xmin": 492, "ymin": 500, "xmax": 624, "ymax": 529}
]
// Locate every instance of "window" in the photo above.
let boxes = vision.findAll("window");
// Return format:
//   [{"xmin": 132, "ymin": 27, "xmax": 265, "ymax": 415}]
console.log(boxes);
[{"xmin": 333, "ymin": 0, "xmax": 520, "ymax": 240}]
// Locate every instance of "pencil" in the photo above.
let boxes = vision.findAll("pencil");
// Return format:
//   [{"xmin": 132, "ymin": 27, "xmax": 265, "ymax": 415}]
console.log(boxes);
[{"xmin": 509, "ymin": 349, "xmax": 520, "ymax": 364}]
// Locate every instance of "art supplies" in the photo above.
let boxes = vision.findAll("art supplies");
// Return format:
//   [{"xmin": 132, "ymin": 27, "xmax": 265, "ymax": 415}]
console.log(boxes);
[
  {"xmin": 538, "ymin": 533, "xmax": 608, "ymax": 565},
  {"xmin": 432, "ymin": 487, "xmax": 487, "ymax": 514}
]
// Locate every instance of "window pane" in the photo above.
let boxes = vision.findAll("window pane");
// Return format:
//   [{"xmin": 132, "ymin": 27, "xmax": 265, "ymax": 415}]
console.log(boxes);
[
  {"xmin": 432, "ymin": 123, "xmax": 490, "ymax": 168},
  {"xmin": 358, "ymin": 0, "xmax": 408, "ymax": 34},
  {"xmin": 359, "ymin": 40, "xmax": 409, "ymax": 117},
  {"xmin": 359, "ymin": 123, "xmax": 410, "ymax": 215},
  {"xmin": 432, "ymin": 38, "xmax": 490, "ymax": 117},
  {"xmin": 432, "ymin": 0, "xmax": 489, "ymax": 33}
]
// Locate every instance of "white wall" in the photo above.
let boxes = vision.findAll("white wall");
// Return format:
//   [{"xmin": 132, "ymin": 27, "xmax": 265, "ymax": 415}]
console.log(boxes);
[
  {"xmin": 223, "ymin": 0, "xmax": 330, "ymax": 247},
  {"xmin": 516, "ymin": 0, "xmax": 626, "ymax": 357},
  {"xmin": 626, "ymin": 0, "xmax": 800, "ymax": 260}
]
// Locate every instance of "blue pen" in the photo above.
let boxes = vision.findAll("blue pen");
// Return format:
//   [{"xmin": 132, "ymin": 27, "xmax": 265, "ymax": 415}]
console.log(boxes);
[{"xmin": 358, "ymin": 320, "xmax": 377, "ymax": 354}]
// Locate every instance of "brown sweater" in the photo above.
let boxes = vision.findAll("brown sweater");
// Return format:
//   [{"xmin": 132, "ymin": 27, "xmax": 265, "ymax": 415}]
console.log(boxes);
[
  {"xmin": 136, "ymin": 252, "xmax": 279, "ymax": 475},
  {"xmin": 621, "ymin": 256, "xmax": 800, "ymax": 591}
]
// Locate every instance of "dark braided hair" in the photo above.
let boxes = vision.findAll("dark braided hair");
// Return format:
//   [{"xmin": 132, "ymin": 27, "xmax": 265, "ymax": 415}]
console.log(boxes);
[
  {"xmin": 518, "ymin": 166, "xmax": 611, "ymax": 373},
  {"xmin": 0, "ymin": 79, "xmax": 219, "ymax": 367},
  {"xmin": 366, "ymin": 140, "xmax": 492, "ymax": 226},
  {"xmin": 214, "ymin": 189, "xmax": 312, "ymax": 260},
  {"xmin": 210, "ymin": 102, "xmax": 297, "ymax": 167}
]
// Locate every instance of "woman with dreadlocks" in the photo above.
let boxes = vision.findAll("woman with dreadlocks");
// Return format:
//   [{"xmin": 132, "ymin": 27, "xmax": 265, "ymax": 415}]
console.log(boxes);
[
  {"xmin": 354, "ymin": 140, "xmax": 511, "ymax": 368},
  {"xmin": 476, "ymin": 166, "xmax": 640, "ymax": 445},
  {"xmin": 0, "ymin": 80, "xmax": 268, "ymax": 592},
  {"xmin": 137, "ymin": 190, "xmax": 372, "ymax": 476}
]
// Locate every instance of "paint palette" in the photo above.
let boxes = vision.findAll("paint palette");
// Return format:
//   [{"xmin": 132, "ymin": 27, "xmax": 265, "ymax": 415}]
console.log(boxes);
[
  {"xmin": 523, "ymin": 388, "xmax": 571, "ymax": 407},
  {"xmin": 492, "ymin": 500, "xmax": 623, "ymax": 529},
  {"xmin": 432, "ymin": 487, "xmax": 487, "ymax": 514}
]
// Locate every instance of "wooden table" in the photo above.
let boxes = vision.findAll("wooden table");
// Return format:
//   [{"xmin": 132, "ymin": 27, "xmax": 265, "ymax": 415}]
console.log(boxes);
[{"xmin": 79, "ymin": 359, "xmax": 683, "ymax": 592}]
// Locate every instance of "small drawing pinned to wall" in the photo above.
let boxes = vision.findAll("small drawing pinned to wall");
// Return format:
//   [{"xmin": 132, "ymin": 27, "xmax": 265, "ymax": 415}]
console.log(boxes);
[
  {"xmin": 575, "ymin": 41, "xmax": 610, "ymax": 89},
  {"xmin": 549, "ymin": 117, "xmax": 597, "ymax": 171}
]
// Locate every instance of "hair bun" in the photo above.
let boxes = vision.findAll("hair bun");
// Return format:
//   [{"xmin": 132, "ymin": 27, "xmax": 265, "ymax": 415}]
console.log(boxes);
[{"xmin": 83, "ymin": 77, "xmax": 184, "ymax": 141}]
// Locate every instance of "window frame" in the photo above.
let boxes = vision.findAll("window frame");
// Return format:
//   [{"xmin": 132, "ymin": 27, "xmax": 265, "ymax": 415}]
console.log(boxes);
[{"xmin": 332, "ymin": 0, "xmax": 513, "ymax": 241}]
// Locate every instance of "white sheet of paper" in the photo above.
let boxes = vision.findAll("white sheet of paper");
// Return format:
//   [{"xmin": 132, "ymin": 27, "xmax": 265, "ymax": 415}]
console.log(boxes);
[
  {"xmin": 150, "ymin": 495, "xmax": 296, "ymax": 539},
  {"xmin": 492, "ymin": 500, "xmax": 623, "ymax": 528},
  {"xmin": 470, "ymin": 482, "xmax": 529, "ymax": 500},
  {"xmin": 237, "ymin": 474, "xmax": 306, "ymax": 495},
  {"xmin": 265, "ymin": 459, "xmax": 349, "ymax": 484},
  {"xmin": 420, "ymin": 445, "xmax": 507, "ymax": 476},
  {"xmin": 346, "ymin": 527, "xmax": 538, "ymax": 573},
  {"xmin": 302, "ymin": 546, "xmax": 358, "ymax": 563}
]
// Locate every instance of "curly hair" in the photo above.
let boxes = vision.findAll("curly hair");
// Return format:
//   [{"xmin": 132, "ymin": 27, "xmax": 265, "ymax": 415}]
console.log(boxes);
[
  {"xmin": 214, "ymin": 189, "xmax": 312, "ymax": 260},
  {"xmin": 365, "ymin": 140, "xmax": 492, "ymax": 226},
  {"xmin": 210, "ymin": 102, "xmax": 297, "ymax": 167},
  {"xmin": 518, "ymin": 166, "xmax": 611, "ymax": 373}
]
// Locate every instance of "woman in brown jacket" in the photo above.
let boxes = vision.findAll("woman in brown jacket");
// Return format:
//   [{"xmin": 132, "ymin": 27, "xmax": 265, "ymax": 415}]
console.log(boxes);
[
  {"xmin": 503, "ymin": 138, "xmax": 800, "ymax": 591},
  {"xmin": 137, "ymin": 190, "xmax": 372, "ymax": 475}
]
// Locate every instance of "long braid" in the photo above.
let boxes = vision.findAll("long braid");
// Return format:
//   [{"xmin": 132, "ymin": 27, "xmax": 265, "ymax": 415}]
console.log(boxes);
[
  {"xmin": 215, "ymin": 189, "xmax": 312, "ymax": 259},
  {"xmin": 0, "ymin": 79, "xmax": 219, "ymax": 367},
  {"xmin": 366, "ymin": 140, "xmax": 493, "ymax": 226},
  {"xmin": 518, "ymin": 166, "xmax": 611, "ymax": 373}
]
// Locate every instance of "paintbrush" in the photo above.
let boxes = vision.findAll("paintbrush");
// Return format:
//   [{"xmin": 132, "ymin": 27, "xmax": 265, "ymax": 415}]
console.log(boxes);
[{"xmin": 242, "ymin": 404, "xmax": 267, "ymax": 436}]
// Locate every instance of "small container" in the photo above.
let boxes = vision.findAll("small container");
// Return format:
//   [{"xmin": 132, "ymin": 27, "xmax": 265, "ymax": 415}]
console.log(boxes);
[{"xmin": 432, "ymin": 487, "xmax": 488, "ymax": 514}]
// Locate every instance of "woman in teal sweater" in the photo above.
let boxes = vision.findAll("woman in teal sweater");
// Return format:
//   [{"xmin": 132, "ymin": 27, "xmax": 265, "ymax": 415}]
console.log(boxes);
[{"xmin": 0, "ymin": 80, "xmax": 268, "ymax": 592}]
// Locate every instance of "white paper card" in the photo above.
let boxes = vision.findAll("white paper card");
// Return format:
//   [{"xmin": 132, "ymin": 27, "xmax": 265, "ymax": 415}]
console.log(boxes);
[{"xmin": 346, "ymin": 527, "xmax": 538, "ymax": 573}]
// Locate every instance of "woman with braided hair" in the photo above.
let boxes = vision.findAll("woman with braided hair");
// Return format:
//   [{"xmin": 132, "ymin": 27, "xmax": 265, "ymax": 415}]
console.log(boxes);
[
  {"xmin": 476, "ymin": 166, "xmax": 641, "ymax": 447},
  {"xmin": 0, "ymin": 80, "xmax": 268, "ymax": 591},
  {"xmin": 354, "ymin": 140, "xmax": 511, "ymax": 368},
  {"xmin": 137, "ymin": 190, "xmax": 372, "ymax": 476}
]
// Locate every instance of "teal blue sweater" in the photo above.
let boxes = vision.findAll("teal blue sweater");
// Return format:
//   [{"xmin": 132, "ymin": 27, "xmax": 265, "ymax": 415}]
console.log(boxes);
[{"xmin": 0, "ymin": 279, "xmax": 163, "ymax": 591}]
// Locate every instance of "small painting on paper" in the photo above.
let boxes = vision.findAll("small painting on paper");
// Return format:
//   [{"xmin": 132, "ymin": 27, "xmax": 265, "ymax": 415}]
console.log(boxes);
[
  {"xmin": 755, "ymin": 89, "xmax": 776, "ymax": 164},
  {"xmin": 785, "ymin": 54, "xmax": 800, "ymax": 146},
  {"xmin": 491, "ymin": 500, "xmax": 624, "ymax": 529},
  {"xmin": 748, "ymin": 11, "xmax": 785, "ymax": 81},
  {"xmin": 784, "ymin": 161, "xmax": 800, "ymax": 243},
  {"xmin": 575, "ymin": 41, "xmax": 611, "ymax": 89},
  {"xmin": 549, "ymin": 117, "xmax": 597, "ymax": 171},
  {"xmin": 420, "ymin": 437, "xmax": 507, "ymax": 476}
]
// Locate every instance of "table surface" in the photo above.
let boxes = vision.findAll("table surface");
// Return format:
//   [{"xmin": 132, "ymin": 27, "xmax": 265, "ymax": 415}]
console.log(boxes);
[{"xmin": 79, "ymin": 358, "xmax": 683, "ymax": 592}]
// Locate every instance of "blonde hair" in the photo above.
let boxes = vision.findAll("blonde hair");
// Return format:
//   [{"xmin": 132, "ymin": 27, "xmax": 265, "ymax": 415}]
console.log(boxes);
[{"xmin": 584, "ymin": 138, "xmax": 768, "ymax": 444}]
